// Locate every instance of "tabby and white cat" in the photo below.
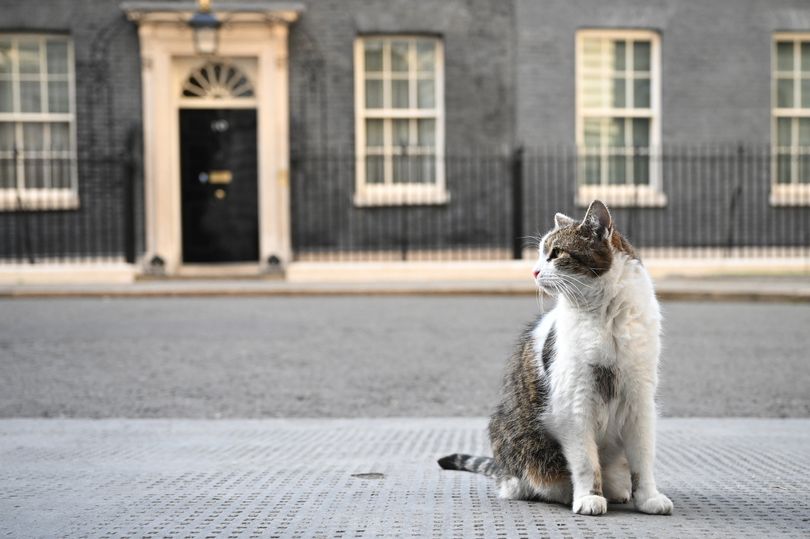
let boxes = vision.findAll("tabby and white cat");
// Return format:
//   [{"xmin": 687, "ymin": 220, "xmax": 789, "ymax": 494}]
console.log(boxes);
[{"xmin": 439, "ymin": 200, "xmax": 672, "ymax": 516}]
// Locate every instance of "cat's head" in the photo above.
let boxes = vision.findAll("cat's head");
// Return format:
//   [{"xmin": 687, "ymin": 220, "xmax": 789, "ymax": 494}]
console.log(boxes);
[{"xmin": 532, "ymin": 200, "xmax": 636, "ymax": 296}]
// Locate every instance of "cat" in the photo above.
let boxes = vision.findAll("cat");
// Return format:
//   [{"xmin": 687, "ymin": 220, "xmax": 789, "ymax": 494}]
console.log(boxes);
[{"xmin": 438, "ymin": 200, "xmax": 673, "ymax": 516}]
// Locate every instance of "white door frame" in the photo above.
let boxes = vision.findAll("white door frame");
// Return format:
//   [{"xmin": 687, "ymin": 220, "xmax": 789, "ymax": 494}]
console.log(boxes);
[{"xmin": 124, "ymin": 6, "xmax": 300, "ymax": 274}]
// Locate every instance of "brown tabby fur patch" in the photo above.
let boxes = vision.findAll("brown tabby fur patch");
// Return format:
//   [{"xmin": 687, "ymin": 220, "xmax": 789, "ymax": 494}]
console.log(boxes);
[
  {"xmin": 610, "ymin": 230, "xmax": 638, "ymax": 260},
  {"xmin": 543, "ymin": 224, "xmax": 638, "ymax": 277},
  {"xmin": 488, "ymin": 317, "xmax": 569, "ymax": 487}
]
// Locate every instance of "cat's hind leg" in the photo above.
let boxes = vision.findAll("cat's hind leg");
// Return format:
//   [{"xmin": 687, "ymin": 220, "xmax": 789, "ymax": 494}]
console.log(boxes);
[
  {"xmin": 528, "ymin": 477, "xmax": 573, "ymax": 505},
  {"xmin": 497, "ymin": 476, "xmax": 534, "ymax": 500},
  {"xmin": 498, "ymin": 475, "xmax": 573, "ymax": 505}
]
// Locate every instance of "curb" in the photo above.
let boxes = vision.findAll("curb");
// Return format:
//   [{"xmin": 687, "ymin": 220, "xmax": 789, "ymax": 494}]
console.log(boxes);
[{"xmin": 2, "ymin": 284, "xmax": 809, "ymax": 302}]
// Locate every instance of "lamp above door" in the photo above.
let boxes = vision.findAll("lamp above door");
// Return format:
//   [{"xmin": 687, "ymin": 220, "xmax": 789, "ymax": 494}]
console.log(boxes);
[{"xmin": 188, "ymin": 0, "xmax": 221, "ymax": 55}]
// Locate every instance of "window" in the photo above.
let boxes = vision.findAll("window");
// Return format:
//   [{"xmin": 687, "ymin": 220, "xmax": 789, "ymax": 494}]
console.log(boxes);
[
  {"xmin": 576, "ymin": 30, "xmax": 664, "ymax": 207},
  {"xmin": 354, "ymin": 36, "xmax": 446, "ymax": 206},
  {"xmin": 772, "ymin": 34, "xmax": 810, "ymax": 205},
  {"xmin": 0, "ymin": 34, "xmax": 77, "ymax": 210}
]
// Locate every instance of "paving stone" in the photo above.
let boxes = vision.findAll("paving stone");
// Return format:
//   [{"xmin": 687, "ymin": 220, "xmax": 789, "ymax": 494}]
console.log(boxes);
[{"xmin": 1, "ymin": 418, "xmax": 808, "ymax": 538}]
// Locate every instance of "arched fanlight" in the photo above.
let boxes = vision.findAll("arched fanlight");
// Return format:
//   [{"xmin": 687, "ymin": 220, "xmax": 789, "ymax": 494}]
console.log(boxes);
[{"xmin": 182, "ymin": 61, "xmax": 255, "ymax": 99}]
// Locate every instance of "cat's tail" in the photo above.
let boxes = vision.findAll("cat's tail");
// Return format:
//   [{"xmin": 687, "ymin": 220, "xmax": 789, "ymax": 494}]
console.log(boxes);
[{"xmin": 437, "ymin": 453, "xmax": 498, "ymax": 477}]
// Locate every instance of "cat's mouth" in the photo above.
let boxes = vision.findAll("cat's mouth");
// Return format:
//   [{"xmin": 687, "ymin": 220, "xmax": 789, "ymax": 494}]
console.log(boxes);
[{"xmin": 536, "ymin": 280, "xmax": 559, "ymax": 296}]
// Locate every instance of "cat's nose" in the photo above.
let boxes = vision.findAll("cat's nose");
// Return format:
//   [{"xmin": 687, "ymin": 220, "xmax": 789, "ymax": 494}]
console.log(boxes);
[{"xmin": 533, "ymin": 270, "xmax": 541, "ymax": 279}]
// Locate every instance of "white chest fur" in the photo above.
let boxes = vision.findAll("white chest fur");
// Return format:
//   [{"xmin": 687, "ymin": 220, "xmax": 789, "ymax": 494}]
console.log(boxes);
[{"xmin": 536, "ymin": 256, "xmax": 661, "ymax": 445}]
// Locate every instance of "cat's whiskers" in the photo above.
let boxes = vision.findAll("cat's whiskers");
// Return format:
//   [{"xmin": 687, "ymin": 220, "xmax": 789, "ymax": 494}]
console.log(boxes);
[
  {"xmin": 556, "ymin": 273, "xmax": 593, "ymax": 290},
  {"xmin": 543, "ymin": 276, "xmax": 584, "ymax": 310},
  {"xmin": 558, "ymin": 276, "xmax": 592, "ymax": 311}
]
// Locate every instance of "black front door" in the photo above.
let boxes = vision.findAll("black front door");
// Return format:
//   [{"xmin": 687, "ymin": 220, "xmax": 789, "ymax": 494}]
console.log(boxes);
[{"xmin": 180, "ymin": 108, "xmax": 259, "ymax": 263}]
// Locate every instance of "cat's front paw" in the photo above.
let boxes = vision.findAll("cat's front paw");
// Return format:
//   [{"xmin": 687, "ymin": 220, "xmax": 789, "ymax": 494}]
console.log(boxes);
[
  {"xmin": 634, "ymin": 492, "xmax": 673, "ymax": 515},
  {"xmin": 572, "ymin": 494, "xmax": 607, "ymax": 516}
]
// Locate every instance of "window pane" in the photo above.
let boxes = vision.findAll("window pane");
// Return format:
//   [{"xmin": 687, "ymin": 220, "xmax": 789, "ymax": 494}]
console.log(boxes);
[
  {"xmin": 802, "ymin": 79, "xmax": 810, "ymax": 108},
  {"xmin": 800, "ymin": 119, "xmax": 810, "ymax": 184},
  {"xmin": 365, "ymin": 156, "xmax": 384, "ymax": 184},
  {"xmin": 50, "ymin": 122, "xmax": 70, "ymax": 151},
  {"xmin": 583, "ymin": 155, "xmax": 601, "ymax": 185},
  {"xmin": 776, "ymin": 153, "xmax": 792, "ymax": 183},
  {"xmin": 777, "ymin": 79, "xmax": 794, "ymax": 108},
  {"xmin": 19, "ymin": 41, "xmax": 40, "ymax": 74},
  {"xmin": 608, "ymin": 118, "xmax": 625, "ymax": 147},
  {"xmin": 612, "ymin": 41, "xmax": 626, "ymax": 71},
  {"xmin": 0, "ymin": 157, "xmax": 14, "ymax": 188},
  {"xmin": 607, "ymin": 155, "xmax": 626, "ymax": 184},
  {"xmin": 364, "ymin": 40, "xmax": 383, "ymax": 72},
  {"xmin": 584, "ymin": 118, "xmax": 601, "ymax": 147},
  {"xmin": 633, "ymin": 41, "xmax": 651, "ymax": 72},
  {"xmin": 393, "ymin": 155, "xmax": 411, "ymax": 183},
  {"xmin": 0, "ymin": 40, "xmax": 11, "ymax": 75},
  {"xmin": 777, "ymin": 118, "xmax": 792, "ymax": 147},
  {"xmin": 365, "ymin": 79, "xmax": 382, "ymax": 108},
  {"xmin": 20, "ymin": 81, "xmax": 41, "ymax": 112},
  {"xmin": 634, "ymin": 78, "xmax": 651, "ymax": 108},
  {"xmin": 50, "ymin": 158, "xmax": 71, "ymax": 188},
  {"xmin": 799, "ymin": 155, "xmax": 810, "ymax": 184},
  {"xmin": 392, "ymin": 119, "xmax": 409, "ymax": 147},
  {"xmin": 417, "ymin": 119, "xmax": 435, "ymax": 147},
  {"xmin": 414, "ymin": 155, "xmax": 435, "ymax": 184},
  {"xmin": 365, "ymin": 119, "xmax": 383, "ymax": 147},
  {"xmin": 799, "ymin": 118, "xmax": 810, "ymax": 146},
  {"xmin": 633, "ymin": 155, "xmax": 650, "ymax": 185},
  {"xmin": 24, "ymin": 158, "xmax": 46, "ymax": 187},
  {"xmin": 802, "ymin": 42, "xmax": 810, "ymax": 73},
  {"xmin": 417, "ymin": 41, "xmax": 435, "ymax": 73},
  {"xmin": 581, "ymin": 74, "xmax": 607, "ymax": 108},
  {"xmin": 582, "ymin": 38, "xmax": 603, "ymax": 70},
  {"xmin": 776, "ymin": 41, "xmax": 793, "ymax": 75},
  {"xmin": 0, "ymin": 122, "xmax": 14, "ymax": 150},
  {"xmin": 391, "ymin": 79, "xmax": 409, "ymax": 108},
  {"xmin": 632, "ymin": 118, "xmax": 650, "ymax": 146},
  {"xmin": 23, "ymin": 123, "xmax": 43, "ymax": 151},
  {"xmin": 390, "ymin": 41, "xmax": 409, "ymax": 72},
  {"xmin": 23, "ymin": 123, "xmax": 45, "ymax": 188},
  {"xmin": 48, "ymin": 80, "xmax": 69, "ymax": 113},
  {"xmin": 776, "ymin": 42, "xmax": 794, "ymax": 72},
  {"xmin": 612, "ymin": 77, "xmax": 626, "ymax": 107},
  {"xmin": 0, "ymin": 80, "xmax": 12, "ymax": 112},
  {"xmin": 46, "ymin": 40, "xmax": 68, "ymax": 75},
  {"xmin": 417, "ymin": 79, "xmax": 435, "ymax": 108}
]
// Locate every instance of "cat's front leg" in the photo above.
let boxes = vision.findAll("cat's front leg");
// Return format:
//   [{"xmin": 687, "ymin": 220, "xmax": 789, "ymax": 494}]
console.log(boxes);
[
  {"xmin": 561, "ymin": 431, "xmax": 607, "ymax": 516},
  {"xmin": 623, "ymin": 402, "xmax": 673, "ymax": 515}
]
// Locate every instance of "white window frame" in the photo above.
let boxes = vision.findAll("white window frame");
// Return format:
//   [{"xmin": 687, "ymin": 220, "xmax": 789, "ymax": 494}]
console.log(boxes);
[
  {"xmin": 0, "ymin": 34, "xmax": 78, "ymax": 211},
  {"xmin": 575, "ymin": 29, "xmax": 665, "ymax": 207},
  {"xmin": 354, "ymin": 35, "xmax": 447, "ymax": 207},
  {"xmin": 771, "ymin": 33, "xmax": 810, "ymax": 206}
]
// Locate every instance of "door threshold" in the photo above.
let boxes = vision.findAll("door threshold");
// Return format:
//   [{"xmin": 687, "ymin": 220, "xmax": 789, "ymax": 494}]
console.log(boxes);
[{"xmin": 141, "ymin": 263, "xmax": 284, "ymax": 280}]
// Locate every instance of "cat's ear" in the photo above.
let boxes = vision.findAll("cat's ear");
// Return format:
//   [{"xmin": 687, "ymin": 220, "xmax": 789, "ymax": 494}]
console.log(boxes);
[
  {"xmin": 581, "ymin": 200, "xmax": 612, "ymax": 239},
  {"xmin": 554, "ymin": 213, "xmax": 575, "ymax": 229}
]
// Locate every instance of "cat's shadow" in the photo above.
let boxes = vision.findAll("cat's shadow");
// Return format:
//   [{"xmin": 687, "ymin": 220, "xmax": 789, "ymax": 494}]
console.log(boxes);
[{"xmin": 517, "ymin": 497, "xmax": 640, "ymax": 517}]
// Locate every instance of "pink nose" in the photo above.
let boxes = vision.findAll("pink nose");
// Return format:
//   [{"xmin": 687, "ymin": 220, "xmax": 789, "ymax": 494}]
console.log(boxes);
[{"xmin": 533, "ymin": 270, "xmax": 540, "ymax": 279}]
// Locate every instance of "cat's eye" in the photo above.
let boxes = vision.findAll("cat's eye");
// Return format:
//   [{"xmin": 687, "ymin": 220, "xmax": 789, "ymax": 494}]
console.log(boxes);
[{"xmin": 547, "ymin": 248, "xmax": 560, "ymax": 261}]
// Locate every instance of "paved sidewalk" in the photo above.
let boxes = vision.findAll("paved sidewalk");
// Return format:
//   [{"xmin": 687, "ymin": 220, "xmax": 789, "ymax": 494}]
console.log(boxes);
[
  {"xmin": 1, "ymin": 274, "xmax": 809, "ymax": 301},
  {"xmin": 1, "ymin": 418, "xmax": 808, "ymax": 538}
]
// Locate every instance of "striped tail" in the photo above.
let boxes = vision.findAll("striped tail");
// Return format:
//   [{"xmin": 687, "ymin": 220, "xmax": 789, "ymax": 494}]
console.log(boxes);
[{"xmin": 437, "ymin": 453, "xmax": 498, "ymax": 477}]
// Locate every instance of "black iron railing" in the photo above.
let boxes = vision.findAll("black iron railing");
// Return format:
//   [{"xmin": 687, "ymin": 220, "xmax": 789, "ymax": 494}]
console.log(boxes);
[
  {"xmin": 291, "ymin": 145, "xmax": 810, "ymax": 262},
  {"xmin": 0, "ymin": 154, "xmax": 137, "ymax": 265},
  {"xmin": 1, "ymin": 145, "xmax": 808, "ymax": 265}
]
